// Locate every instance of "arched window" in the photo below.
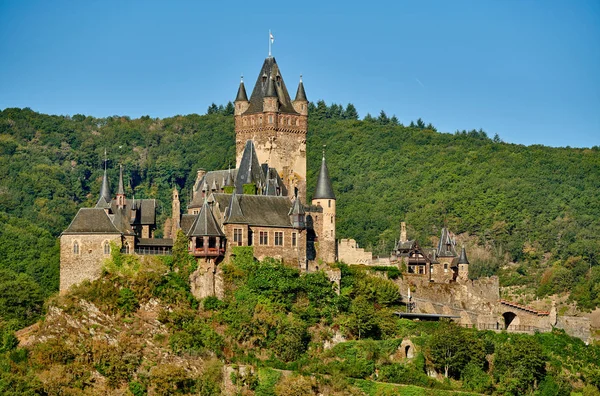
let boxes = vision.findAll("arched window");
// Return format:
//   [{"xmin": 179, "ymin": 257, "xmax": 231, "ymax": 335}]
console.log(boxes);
[
  {"xmin": 124, "ymin": 242, "xmax": 130, "ymax": 254},
  {"xmin": 73, "ymin": 241, "xmax": 79, "ymax": 255},
  {"xmin": 103, "ymin": 241, "xmax": 111, "ymax": 255}
]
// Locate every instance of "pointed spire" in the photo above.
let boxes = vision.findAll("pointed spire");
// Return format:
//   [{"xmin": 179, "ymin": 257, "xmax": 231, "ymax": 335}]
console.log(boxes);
[
  {"xmin": 97, "ymin": 153, "xmax": 112, "ymax": 207},
  {"xmin": 265, "ymin": 76, "xmax": 277, "ymax": 98},
  {"xmin": 225, "ymin": 167, "xmax": 234, "ymax": 187},
  {"xmin": 235, "ymin": 75, "xmax": 248, "ymax": 102},
  {"xmin": 295, "ymin": 75, "xmax": 307, "ymax": 101},
  {"xmin": 313, "ymin": 145, "xmax": 335, "ymax": 200},
  {"xmin": 117, "ymin": 164, "xmax": 125, "ymax": 195},
  {"xmin": 211, "ymin": 179, "xmax": 218, "ymax": 191},
  {"xmin": 226, "ymin": 188, "xmax": 245, "ymax": 223},
  {"xmin": 458, "ymin": 246, "xmax": 470, "ymax": 265}
]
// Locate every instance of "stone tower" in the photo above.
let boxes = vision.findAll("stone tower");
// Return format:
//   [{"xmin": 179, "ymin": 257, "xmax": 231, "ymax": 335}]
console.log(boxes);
[
  {"xmin": 312, "ymin": 149, "xmax": 336, "ymax": 263},
  {"xmin": 234, "ymin": 57, "xmax": 308, "ymax": 201},
  {"xmin": 171, "ymin": 187, "xmax": 181, "ymax": 239},
  {"xmin": 457, "ymin": 246, "xmax": 470, "ymax": 282}
]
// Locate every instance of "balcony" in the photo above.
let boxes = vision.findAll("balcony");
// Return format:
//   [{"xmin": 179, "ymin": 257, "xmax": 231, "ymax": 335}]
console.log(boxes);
[{"xmin": 192, "ymin": 247, "xmax": 225, "ymax": 257}]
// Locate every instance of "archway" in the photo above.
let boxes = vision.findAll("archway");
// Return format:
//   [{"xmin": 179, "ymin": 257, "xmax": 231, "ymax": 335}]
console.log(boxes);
[
  {"xmin": 405, "ymin": 345, "xmax": 414, "ymax": 359},
  {"xmin": 502, "ymin": 312, "xmax": 519, "ymax": 329}
]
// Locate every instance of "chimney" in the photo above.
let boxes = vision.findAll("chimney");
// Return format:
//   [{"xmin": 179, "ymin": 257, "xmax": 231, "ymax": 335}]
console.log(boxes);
[{"xmin": 400, "ymin": 222, "xmax": 407, "ymax": 242}]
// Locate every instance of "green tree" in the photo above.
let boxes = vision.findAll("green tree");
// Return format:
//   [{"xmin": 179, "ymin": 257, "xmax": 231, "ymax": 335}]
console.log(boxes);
[
  {"xmin": 494, "ymin": 336, "xmax": 546, "ymax": 395},
  {"xmin": 426, "ymin": 322, "xmax": 485, "ymax": 378}
]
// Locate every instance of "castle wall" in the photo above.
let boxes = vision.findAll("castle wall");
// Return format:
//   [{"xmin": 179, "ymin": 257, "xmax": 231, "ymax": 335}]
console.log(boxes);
[
  {"xmin": 60, "ymin": 233, "xmax": 121, "ymax": 292},
  {"xmin": 556, "ymin": 316, "xmax": 591, "ymax": 343},
  {"xmin": 338, "ymin": 238, "xmax": 372, "ymax": 264}
]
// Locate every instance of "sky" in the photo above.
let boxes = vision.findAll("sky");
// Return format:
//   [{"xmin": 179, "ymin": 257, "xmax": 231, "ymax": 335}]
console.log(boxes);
[{"xmin": 0, "ymin": 0, "xmax": 599, "ymax": 148}]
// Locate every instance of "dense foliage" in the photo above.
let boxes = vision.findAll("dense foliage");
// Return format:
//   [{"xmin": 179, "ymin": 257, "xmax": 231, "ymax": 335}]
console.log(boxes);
[
  {"xmin": 0, "ymin": 102, "xmax": 599, "ymax": 324},
  {"xmin": 0, "ymin": 250, "xmax": 598, "ymax": 394}
]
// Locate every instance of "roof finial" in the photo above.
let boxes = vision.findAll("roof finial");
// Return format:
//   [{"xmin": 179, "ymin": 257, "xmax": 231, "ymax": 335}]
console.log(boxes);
[
  {"xmin": 300, "ymin": 74, "xmax": 303, "ymax": 83},
  {"xmin": 241, "ymin": 74, "xmax": 244, "ymax": 83},
  {"xmin": 104, "ymin": 148, "xmax": 107, "ymax": 170},
  {"xmin": 322, "ymin": 144, "xmax": 326, "ymax": 160},
  {"xmin": 268, "ymin": 30, "xmax": 274, "ymax": 57}
]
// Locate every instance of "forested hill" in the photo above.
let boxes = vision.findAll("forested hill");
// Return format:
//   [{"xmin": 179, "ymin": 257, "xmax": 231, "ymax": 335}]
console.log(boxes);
[{"xmin": 1, "ymin": 105, "xmax": 599, "ymax": 306}]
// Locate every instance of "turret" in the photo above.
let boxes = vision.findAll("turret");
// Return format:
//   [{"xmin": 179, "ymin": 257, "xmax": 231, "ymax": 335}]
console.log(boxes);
[
  {"xmin": 234, "ymin": 76, "xmax": 250, "ymax": 116},
  {"xmin": 292, "ymin": 75, "xmax": 308, "ymax": 116},
  {"xmin": 312, "ymin": 147, "xmax": 336, "ymax": 263},
  {"xmin": 457, "ymin": 245, "xmax": 470, "ymax": 282},
  {"xmin": 171, "ymin": 187, "xmax": 181, "ymax": 238}
]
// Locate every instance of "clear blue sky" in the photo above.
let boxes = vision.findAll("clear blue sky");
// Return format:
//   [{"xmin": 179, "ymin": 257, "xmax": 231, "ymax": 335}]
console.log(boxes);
[{"xmin": 1, "ymin": 0, "xmax": 598, "ymax": 148}]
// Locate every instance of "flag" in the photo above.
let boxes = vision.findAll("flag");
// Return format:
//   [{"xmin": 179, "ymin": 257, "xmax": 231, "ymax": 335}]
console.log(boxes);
[{"xmin": 270, "ymin": 32, "xmax": 274, "ymax": 44}]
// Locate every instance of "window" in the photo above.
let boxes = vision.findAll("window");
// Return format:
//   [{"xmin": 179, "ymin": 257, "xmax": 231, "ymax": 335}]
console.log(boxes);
[
  {"xmin": 103, "ymin": 241, "xmax": 111, "ymax": 255},
  {"xmin": 444, "ymin": 263, "xmax": 448, "ymax": 273},
  {"xmin": 269, "ymin": 115, "xmax": 273, "ymax": 124},
  {"xmin": 259, "ymin": 231, "xmax": 268, "ymax": 245},
  {"xmin": 124, "ymin": 242, "xmax": 130, "ymax": 254},
  {"xmin": 274, "ymin": 231, "xmax": 283, "ymax": 246},
  {"xmin": 73, "ymin": 241, "xmax": 79, "ymax": 255},
  {"xmin": 292, "ymin": 232, "xmax": 297, "ymax": 247},
  {"xmin": 328, "ymin": 200, "xmax": 331, "ymax": 208},
  {"xmin": 234, "ymin": 228, "xmax": 243, "ymax": 246},
  {"xmin": 331, "ymin": 215, "xmax": 334, "ymax": 223}
]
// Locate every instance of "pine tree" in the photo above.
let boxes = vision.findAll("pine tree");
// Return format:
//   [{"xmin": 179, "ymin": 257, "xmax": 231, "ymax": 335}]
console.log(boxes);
[
  {"xmin": 207, "ymin": 103, "xmax": 219, "ymax": 114},
  {"xmin": 344, "ymin": 103, "xmax": 359, "ymax": 120},
  {"xmin": 378, "ymin": 110, "xmax": 389, "ymax": 125}
]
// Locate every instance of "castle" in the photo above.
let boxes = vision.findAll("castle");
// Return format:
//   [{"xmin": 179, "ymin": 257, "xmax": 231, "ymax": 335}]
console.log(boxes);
[{"xmin": 60, "ymin": 54, "xmax": 339, "ymax": 295}]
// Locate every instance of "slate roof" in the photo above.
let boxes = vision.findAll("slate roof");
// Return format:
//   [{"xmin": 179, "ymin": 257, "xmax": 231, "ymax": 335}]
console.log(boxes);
[
  {"xmin": 225, "ymin": 190, "xmax": 246, "ymax": 223},
  {"xmin": 110, "ymin": 207, "xmax": 136, "ymax": 235},
  {"xmin": 110, "ymin": 199, "xmax": 156, "ymax": 225},
  {"xmin": 137, "ymin": 238, "xmax": 173, "ymax": 247},
  {"xmin": 235, "ymin": 140, "xmax": 266, "ymax": 193},
  {"xmin": 244, "ymin": 57, "xmax": 298, "ymax": 115},
  {"xmin": 295, "ymin": 79, "xmax": 307, "ymax": 101},
  {"xmin": 97, "ymin": 167, "xmax": 112, "ymax": 208},
  {"xmin": 458, "ymin": 246, "xmax": 470, "ymax": 265},
  {"xmin": 235, "ymin": 80, "xmax": 248, "ymax": 102},
  {"xmin": 180, "ymin": 214, "xmax": 196, "ymax": 235},
  {"xmin": 437, "ymin": 228, "xmax": 457, "ymax": 257},
  {"xmin": 117, "ymin": 165, "xmax": 125, "ymax": 195},
  {"xmin": 313, "ymin": 156, "xmax": 335, "ymax": 200},
  {"xmin": 63, "ymin": 208, "xmax": 120, "ymax": 234},
  {"xmin": 212, "ymin": 193, "xmax": 294, "ymax": 228},
  {"xmin": 190, "ymin": 169, "xmax": 239, "ymax": 208},
  {"xmin": 188, "ymin": 200, "xmax": 225, "ymax": 237}
]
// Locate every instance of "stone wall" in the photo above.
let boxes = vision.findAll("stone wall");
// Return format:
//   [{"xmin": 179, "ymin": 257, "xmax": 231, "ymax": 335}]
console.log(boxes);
[
  {"xmin": 338, "ymin": 238, "xmax": 372, "ymax": 264},
  {"xmin": 557, "ymin": 316, "xmax": 591, "ymax": 343},
  {"xmin": 60, "ymin": 233, "xmax": 121, "ymax": 292}
]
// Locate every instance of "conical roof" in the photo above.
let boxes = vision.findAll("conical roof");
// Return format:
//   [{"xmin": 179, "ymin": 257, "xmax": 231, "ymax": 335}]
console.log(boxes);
[
  {"xmin": 188, "ymin": 200, "xmax": 224, "ymax": 237},
  {"xmin": 458, "ymin": 246, "xmax": 470, "ymax": 265},
  {"xmin": 117, "ymin": 165, "xmax": 125, "ymax": 195},
  {"xmin": 98, "ymin": 165, "xmax": 111, "ymax": 204},
  {"xmin": 313, "ymin": 154, "xmax": 335, "ymax": 200},
  {"xmin": 235, "ymin": 79, "xmax": 248, "ymax": 102},
  {"xmin": 244, "ymin": 57, "xmax": 298, "ymax": 114},
  {"xmin": 295, "ymin": 77, "xmax": 307, "ymax": 101},
  {"xmin": 235, "ymin": 140, "xmax": 265, "ymax": 193},
  {"xmin": 225, "ymin": 190, "xmax": 246, "ymax": 223}
]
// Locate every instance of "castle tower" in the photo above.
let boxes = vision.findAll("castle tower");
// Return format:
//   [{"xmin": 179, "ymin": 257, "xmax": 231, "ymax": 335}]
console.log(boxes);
[
  {"xmin": 171, "ymin": 187, "xmax": 181, "ymax": 239},
  {"xmin": 234, "ymin": 56, "xmax": 308, "ymax": 201},
  {"xmin": 116, "ymin": 165, "xmax": 126, "ymax": 209},
  {"xmin": 457, "ymin": 246, "xmax": 470, "ymax": 282},
  {"xmin": 312, "ymin": 149, "xmax": 336, "ymax": 263}
]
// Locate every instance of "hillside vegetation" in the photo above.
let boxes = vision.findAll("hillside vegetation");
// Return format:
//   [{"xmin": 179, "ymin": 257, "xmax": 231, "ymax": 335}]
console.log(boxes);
[
  {"xmin": 0, "ymin": 104, "xmax": 599, "ymax": 325},
  {"xmin": 1, "ymin": 247, "xmax": 598, "ymax": 395}
]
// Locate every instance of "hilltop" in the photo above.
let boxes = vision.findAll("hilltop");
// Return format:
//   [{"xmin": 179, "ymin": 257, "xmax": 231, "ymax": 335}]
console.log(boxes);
[
  {"xmin": 1, "ymin": 104, "xmax": 599, "ymax": 319},
  {"xmin": 2, "ymin": 248, "xmax": 599, "ymax": 395}
]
